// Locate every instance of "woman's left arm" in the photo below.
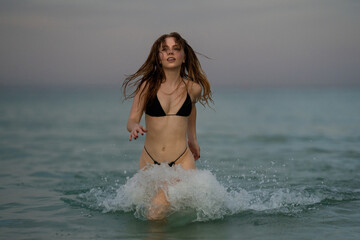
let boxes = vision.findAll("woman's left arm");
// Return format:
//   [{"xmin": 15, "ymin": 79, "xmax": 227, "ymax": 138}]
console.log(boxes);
[{"xmin": 187, "ymin": 82, "xmax": 202, "ymax": 160}]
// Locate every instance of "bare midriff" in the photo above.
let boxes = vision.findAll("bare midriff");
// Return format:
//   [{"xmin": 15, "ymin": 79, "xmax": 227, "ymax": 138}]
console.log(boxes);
[{"xmin": 142, "ymin": 114, "xmax": 188, "ymax": 164}]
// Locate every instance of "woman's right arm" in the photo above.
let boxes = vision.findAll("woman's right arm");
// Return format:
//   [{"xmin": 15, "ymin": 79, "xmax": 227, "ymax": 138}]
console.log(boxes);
[{"xmin": 127, "ymin": 85, "xmax": 147, "ymax": 141}]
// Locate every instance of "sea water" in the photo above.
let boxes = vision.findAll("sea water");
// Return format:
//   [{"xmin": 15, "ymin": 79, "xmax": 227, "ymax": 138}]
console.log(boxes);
[{"xmin": 0, "ymin": 85, "xmax": 359, "ymax": 239}]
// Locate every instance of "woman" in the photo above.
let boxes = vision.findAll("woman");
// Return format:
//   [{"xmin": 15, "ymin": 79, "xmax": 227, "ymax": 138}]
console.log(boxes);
[{"xmin": 122, "ymin": 32, "xmax": 212, "ymax": 220}]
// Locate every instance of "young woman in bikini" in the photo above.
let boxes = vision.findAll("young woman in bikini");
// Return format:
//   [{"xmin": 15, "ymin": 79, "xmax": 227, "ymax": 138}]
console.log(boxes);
[{"xmin": 122, "ymin": 32, "xmax": 212, "ymax": 220}]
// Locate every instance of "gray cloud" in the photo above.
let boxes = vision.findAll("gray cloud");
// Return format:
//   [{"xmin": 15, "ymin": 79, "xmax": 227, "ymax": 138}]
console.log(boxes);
[{"xmin": 0, "ymin": 0, "xmax": 359, "ymax": 87}]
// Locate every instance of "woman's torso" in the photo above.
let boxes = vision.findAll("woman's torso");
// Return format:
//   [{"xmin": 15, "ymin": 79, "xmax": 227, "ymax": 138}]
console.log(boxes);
[{"xmin": 142, "ymin": 80, "xmax": 192, "ymax": 164}]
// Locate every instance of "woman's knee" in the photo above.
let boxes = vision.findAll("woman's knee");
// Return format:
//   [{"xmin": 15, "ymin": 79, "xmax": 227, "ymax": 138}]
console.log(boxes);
[
  {"xmin": 148, "ymin": 190, "xmax": 169, "ymax": 220},
  {"xmin": 147, "ymin": 203, "xmax": 168, "ymax": 220}
]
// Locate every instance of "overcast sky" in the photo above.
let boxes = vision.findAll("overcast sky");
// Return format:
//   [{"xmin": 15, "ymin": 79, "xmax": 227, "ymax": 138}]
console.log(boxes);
[{"xmin": 1, "ymin": 0, "xmax": 359, "ymax": 87}]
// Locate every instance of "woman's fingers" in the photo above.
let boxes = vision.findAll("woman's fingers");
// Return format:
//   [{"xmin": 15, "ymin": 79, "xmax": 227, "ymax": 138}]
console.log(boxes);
[
  {"xmin": 129, "ymin": 125, "xmax": 146, "ymax": 141},
  {"xmin": 129, "ymin": 131, "xmax": 137, "ymax": 141},
  {"xmin": 137, "ymin": 125, "xmax": 147, "ymax": 135},
  {"xmin": 194, "ymin": 147, "xmax": 200, "ymax": 160},
  {"xmin": 188, "ymin": 143, "xmax": 200, "ymax": 161},
  {"xmin": 133, "ymin": 130, "xmax": 139, "ymax": 139},
  {"xmin": 129, "ymin": 133, "xmax": 135, "ymax": 141},
  {"xmin": 194, "ymin": 151, "xmax": 200, "ymax": 160},
  {"xmin": 140, "ymin": 125, "xmax": 147, "ymax": 132}
]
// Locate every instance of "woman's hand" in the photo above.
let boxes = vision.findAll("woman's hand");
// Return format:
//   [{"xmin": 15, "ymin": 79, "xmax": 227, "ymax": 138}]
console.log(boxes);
[
  {"xmin": 188, "ymin": 140, "xmax": 200, "ymax": 161},
  {"xmin": 129, "ymin": 124, "xmax": 147, "ymax": 141}
]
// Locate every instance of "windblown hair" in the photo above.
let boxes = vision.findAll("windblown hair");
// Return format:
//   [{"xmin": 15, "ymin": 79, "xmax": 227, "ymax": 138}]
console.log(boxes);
[{"xmin": 122, "ymin": 32, "xmax": 213, "ymax": 108}]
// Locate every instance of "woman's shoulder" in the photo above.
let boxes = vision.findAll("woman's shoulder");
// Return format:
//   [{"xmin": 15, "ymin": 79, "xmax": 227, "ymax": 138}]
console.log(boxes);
[
  {"xmin": 184, "ymin": 79, "xmax": 202, "ymax": 101},
  {"xmin": 133, "ymin": 79, "xmax": 151, "ymax": 100},
  {"xmin": 138, "ymin": 79, "xmax": 151, "ymax": 91}
]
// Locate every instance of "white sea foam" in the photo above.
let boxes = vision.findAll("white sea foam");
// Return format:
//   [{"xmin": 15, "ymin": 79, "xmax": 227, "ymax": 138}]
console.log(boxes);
[{"xmin": 88, "ymin": 164, "xmax": 323, "ymax": 221}]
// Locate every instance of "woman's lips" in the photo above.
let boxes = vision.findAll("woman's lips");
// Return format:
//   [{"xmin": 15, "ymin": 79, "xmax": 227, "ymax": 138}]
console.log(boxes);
[{"xmin": 167, "ymin": 57, "xmax": 176, "ymax": 62}]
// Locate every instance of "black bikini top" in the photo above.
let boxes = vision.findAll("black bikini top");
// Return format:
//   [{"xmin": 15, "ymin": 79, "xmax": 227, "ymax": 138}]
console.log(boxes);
[{"xmin": 145, "ymin": 86, "xmax": 192, "ymax": 117}]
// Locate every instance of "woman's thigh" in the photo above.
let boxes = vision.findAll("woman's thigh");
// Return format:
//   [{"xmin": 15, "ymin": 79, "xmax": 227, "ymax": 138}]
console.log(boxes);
[{"xmin": 177, "ymin": 149, "xmax": 196, "ymax": 170}]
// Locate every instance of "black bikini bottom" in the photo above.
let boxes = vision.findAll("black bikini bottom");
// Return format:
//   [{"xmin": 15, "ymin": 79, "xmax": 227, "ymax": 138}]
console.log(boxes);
[{"xmin": 144, "ymin": 146, "xmax": 187, "ymax": 167}]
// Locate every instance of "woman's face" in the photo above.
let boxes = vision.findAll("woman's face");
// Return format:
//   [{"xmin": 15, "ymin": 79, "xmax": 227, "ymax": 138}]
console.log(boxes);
[{"xmin": 158, "ymin": 37, "xmax": 185, "ymax": 69}]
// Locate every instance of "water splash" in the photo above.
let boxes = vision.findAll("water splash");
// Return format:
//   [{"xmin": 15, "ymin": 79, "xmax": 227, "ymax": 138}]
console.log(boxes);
[{"xmin": 77, "ymin": 164, "xmax": 327, "ymax": 221}]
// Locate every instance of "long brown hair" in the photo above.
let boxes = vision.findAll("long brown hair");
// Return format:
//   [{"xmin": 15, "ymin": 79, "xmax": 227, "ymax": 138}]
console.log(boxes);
[{"xmin": 122, "ymin": 32, "xmax": 213, "ymax": 108}]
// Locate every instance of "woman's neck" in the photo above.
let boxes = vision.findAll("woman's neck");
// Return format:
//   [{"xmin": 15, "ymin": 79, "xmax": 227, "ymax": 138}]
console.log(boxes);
[{"xmin": 163, "ymin": 68, "xmax": 182, "ymax": 87}]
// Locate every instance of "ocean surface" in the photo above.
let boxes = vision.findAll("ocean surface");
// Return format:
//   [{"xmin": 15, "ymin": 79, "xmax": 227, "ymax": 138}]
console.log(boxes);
[{"xmin": 0, "ymin": 85, "xmax": 359, "ymax": 240}]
